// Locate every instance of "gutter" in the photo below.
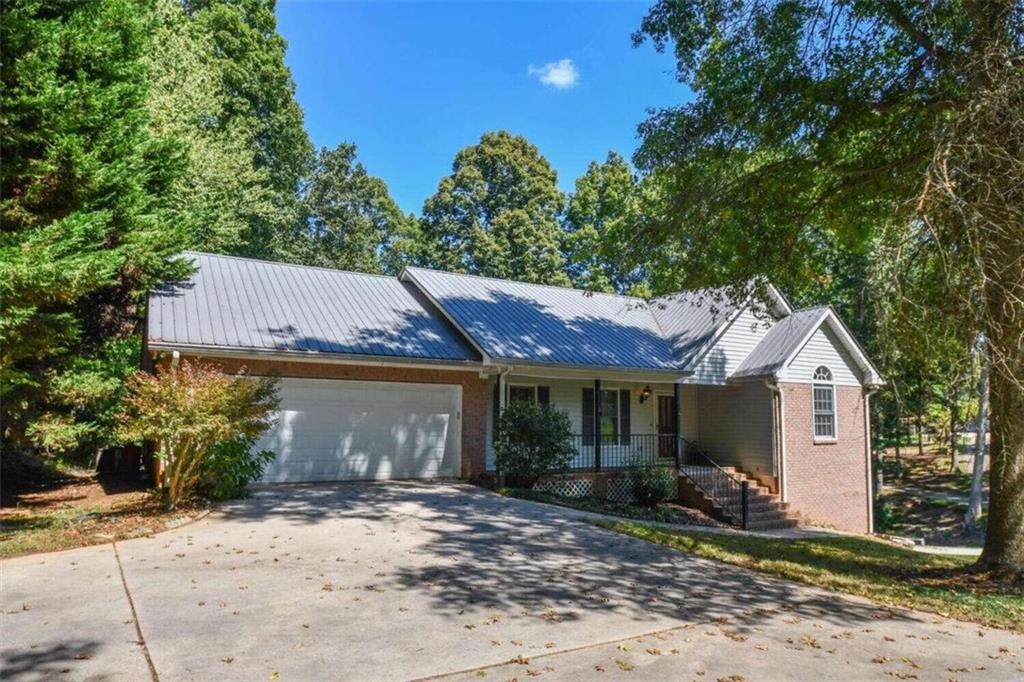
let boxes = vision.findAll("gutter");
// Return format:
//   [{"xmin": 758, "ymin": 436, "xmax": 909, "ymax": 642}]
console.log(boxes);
[
  {"xmin": 147, "ymin": 342, "xmax": 485, "ymax": 373},
  {"xmin": 763, "ymin": 377, "xmax": 787, "ymax": 502}
]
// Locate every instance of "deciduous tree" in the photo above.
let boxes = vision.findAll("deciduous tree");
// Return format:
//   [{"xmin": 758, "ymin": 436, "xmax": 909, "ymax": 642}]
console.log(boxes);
[
  {"xmin": 633, "ymin": 1, "xmax": 1023, "ymax": 575},
  {"xmin": 419, "ymin": 131, "xmax": 569, "ymax": 285}
]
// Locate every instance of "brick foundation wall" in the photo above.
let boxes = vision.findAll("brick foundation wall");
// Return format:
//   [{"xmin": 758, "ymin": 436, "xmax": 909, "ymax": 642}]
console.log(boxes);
[
  {"xmin": 158, "ymin": 354, "xmax": 489, "ymax": 480},
  {"xmin": 781, "ymin": 383, "xmax": 870, "ymax": 533}
]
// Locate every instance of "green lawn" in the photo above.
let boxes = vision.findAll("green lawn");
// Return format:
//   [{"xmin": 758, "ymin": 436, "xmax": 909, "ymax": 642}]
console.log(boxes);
[{"xmin": 595, "ymin": 520, "xmax": 1023, "ymax": 631}]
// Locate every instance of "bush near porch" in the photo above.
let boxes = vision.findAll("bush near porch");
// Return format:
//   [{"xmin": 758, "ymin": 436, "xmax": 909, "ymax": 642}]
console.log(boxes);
[{"xmin": 494, "ymin": 401, "xmax": 575, "ymax": 487}]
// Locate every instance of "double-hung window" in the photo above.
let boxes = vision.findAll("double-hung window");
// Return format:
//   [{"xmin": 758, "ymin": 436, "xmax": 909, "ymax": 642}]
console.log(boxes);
[{"xmin": 812, "ymin": 366, "xmax": 837, "ymax": 441}]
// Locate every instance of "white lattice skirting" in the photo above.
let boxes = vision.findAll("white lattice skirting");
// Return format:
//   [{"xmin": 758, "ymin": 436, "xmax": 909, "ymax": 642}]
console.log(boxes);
[{"xmin": 533, "ymin": 478, "xmax": 593, "ymax": 498}]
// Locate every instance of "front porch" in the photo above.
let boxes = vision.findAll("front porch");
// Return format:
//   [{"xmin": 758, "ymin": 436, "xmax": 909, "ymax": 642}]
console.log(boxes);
[{"xmin": 485, "ymin": 371, "xmax": 794, "ymax": 529}]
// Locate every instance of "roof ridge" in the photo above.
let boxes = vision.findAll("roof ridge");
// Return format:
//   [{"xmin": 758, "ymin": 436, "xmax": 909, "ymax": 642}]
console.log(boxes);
[
  {"xmin": 179, "ymin": 251, "xmax": 402, "ymax": 281},
  {"xmin": 404, "ymin": 265, "xmax": 649, "ymax": 304}
]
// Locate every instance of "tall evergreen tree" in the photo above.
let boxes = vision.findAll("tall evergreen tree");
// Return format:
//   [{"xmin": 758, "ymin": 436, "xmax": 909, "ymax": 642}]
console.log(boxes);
[
  {"xmin": 419, "ymin": 131, "xmax": 569, "ymax": 285},
  {"xmin": 1, "ymin": 0, "xmax": 187, "ymax": 454},
  {"xmin": 290, "ymin": 143, "xmax": 417, "ymax": 275}
]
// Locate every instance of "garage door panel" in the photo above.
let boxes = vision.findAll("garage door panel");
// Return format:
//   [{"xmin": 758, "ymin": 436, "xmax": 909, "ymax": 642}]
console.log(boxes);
[{"xmin": 257, "ymin": 378, "xmax": 460, "ymax": 483}]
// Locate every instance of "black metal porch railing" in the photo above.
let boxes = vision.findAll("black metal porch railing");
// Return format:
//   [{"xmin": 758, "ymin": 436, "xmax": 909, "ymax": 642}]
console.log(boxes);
[
  {"xmin": 554, "ymin": 434, "xmax": 749, "ymax": 529},
  {"xmin": 679, "ymin": 439, "xmax": 750, "ymax": 528},
  {"xmin": 564, "ymin": 433, "xmax": 680, "ymax": 471}
]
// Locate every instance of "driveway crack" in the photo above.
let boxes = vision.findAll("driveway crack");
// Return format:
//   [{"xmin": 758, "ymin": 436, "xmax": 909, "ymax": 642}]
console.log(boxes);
[{"xmin": 112, "ymin": 541, "xmax": 159, "ymax": 682}]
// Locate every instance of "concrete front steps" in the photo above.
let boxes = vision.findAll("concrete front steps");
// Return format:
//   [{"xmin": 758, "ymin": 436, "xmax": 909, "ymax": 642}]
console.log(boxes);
[{"xmin": 678, "ymin": 466, "xmax": 802, "ymax": 530}]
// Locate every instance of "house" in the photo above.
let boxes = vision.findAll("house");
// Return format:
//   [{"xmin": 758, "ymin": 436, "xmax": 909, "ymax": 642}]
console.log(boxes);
[{"xmin": 145, "ymin": 252, "xmax": 883, "ymax": 532}]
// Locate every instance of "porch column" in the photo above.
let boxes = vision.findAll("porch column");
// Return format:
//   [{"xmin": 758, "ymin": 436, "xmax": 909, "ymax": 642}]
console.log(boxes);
[
  {"xmin": 673, "ymin": 382, "xmax": 683, "ymax": 467},
  {"xmin": 593, "ymin": 379, "xmax": 602, "ymax": 471}
]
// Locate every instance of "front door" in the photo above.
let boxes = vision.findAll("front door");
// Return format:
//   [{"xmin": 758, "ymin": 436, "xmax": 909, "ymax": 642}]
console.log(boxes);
[{"xmin": 657, "ymin": 395, "xmax": 676, "ymax": 458}]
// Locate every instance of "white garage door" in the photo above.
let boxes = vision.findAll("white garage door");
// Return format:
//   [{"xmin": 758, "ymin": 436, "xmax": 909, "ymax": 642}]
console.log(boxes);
[{"xmin": 256, "ymin": 378, "xmax": 461, "ymax": 483}]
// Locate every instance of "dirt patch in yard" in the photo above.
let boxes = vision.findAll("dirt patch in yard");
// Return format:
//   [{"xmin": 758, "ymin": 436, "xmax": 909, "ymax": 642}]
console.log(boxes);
[{"xmin": 1, "ymin": 462, "xmax": 204, "ymax": 559}]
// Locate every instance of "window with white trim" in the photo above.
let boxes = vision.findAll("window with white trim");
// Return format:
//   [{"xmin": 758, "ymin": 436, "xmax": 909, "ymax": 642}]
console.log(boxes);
[{"xmin": 812, "ymin": 366, "xmax": 836, "ymax": 440}]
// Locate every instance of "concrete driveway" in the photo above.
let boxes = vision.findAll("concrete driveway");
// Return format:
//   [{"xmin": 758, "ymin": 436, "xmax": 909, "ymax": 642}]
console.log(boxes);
[{"xmin": 3, "ymin": 482, "xmax": 1021, "ymax": 681}]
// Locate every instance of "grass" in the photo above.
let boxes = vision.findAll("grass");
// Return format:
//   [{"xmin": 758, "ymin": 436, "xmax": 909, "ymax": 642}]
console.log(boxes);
[{"xmin": 595, "ymin": 520, "xmax": 1023, "ymax": 631}]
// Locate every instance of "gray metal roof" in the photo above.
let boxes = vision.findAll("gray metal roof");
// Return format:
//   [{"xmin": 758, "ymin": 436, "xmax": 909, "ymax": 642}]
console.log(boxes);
[
  {"xmin": 402, "ymin": 267, "xmax": 681, "ymax": 371},
  {"xmin": 731, "ymin": 307, "xmax": 828, "ymax": 379},
  {"xmin": 649, "ymin": 287, "xmax": 743, "ymax": 369},
  {"xmin": 147, "ymin": 252, "xmax": 480, "ymax": 362}
]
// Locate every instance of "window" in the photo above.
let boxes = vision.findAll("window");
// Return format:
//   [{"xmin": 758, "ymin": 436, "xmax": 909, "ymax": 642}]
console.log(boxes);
[
  {"xmin": 599, "ymin": 389, "xmax": 619, "ymax": 440},
  {"xmin": 812, "ymin": 366, "xmax": 836, "ymax": 440},
  {"xmin": 509, "ymin": 385, "xmax": 536, "ymax": 403}
]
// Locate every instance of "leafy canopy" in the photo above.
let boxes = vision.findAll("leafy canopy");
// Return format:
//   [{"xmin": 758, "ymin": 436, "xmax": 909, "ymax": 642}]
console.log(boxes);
[
  {"xmin": 633, "ymin": 0, "xmax": 1023, "ymax": 576},
  {"xmin": 419, "ymin": 131, "xmax": 569, "ymax": 285},
  {"xmin": 563, "ymin": 151, "xmax": 651, "ymax": 296},
  {"xmin": 289, "ymin": 143, "xmax": 417, "ymax": 275}
]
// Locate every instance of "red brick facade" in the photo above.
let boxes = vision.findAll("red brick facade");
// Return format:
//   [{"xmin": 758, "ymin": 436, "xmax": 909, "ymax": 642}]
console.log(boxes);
[
  {"xmin": 781, "ymin": 383, "xmax": 870, "ymax": 532},
  {"xmin": 161, "ymin": 354, "xmax": 490, "ymax": 480}
]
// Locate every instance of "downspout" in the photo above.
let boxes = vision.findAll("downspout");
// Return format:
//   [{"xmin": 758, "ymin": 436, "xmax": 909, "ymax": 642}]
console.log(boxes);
[
  {"xmin": 763, "ymin": 378, "xmax": 787, "ymax": 502},
  {"xmin": 494, "ymin": 365, "xmax": 512, "ymax": 486},
  {"xmin": 863, "ymin": 385, "xmax": 880, "ymax": 534}
]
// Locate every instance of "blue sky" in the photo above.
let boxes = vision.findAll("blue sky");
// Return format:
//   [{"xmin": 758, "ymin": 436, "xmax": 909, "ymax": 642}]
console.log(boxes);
[{"xmin": 276, "ymin": 1, "xmax": 689, "ymax": 215}]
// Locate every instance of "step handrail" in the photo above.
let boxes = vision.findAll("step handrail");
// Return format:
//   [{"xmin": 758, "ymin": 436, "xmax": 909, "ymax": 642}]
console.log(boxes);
[{"xmin": 678, "ymin": 438, "xmax": 750, "ymax": 528}]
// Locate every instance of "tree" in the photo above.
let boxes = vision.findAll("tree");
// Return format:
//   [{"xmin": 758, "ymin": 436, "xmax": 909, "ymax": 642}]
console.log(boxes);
[
  {"xmin": 289, "ymin": 143, "xmax": 417, "ymax": 275},
  {"xmin": 177, "ymin": 0, "xmax": 313, "ymax": 258},
  {"xmin": 418, "ymin": 131, "xmax": 569, "ymax": 285},
  {"xmin": 966, "ymin": 336, "xmax": 990, "ymax": 534},
  {"xmin": 118, "ymin": 360, "xmax": 280, "ymax": 507},
  {"xmin": 145, "ymin": 0, "xmax": 279, "ymax": 254},
  {"xmin": 1, "ymin": 0, "xmax": 188, "ymax": 456},
  {"xmin": 563, "ymin": 151, "xmax": 650, "ymax": 295},
  {"xmin": 633, "ymin": 2, "xmax": 1023, "ymax": 576}
]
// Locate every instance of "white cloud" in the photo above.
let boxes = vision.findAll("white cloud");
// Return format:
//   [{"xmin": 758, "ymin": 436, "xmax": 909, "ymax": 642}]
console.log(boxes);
[{"xmin": 528, "ymin": 58, "xmax": 580, "ymax": 89}]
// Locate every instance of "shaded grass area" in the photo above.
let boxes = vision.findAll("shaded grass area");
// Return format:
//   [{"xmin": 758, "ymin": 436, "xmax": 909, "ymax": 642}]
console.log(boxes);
[
  {"xmin": 596, "ymin": 520, "xmax": 1023, "ymax": 631},
  {"xmin": 0, "ymin": 491, "xmax": 202, "ymax": 558},
  {"xmin": 501, "ymin": 487, "xmax": 723, "ymax": 527}
]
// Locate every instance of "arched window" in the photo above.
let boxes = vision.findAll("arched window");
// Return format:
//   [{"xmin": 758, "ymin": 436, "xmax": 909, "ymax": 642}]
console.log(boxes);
[{"xmin": 812, "ymin": 366, "xmax": 837, "ymax": 440}]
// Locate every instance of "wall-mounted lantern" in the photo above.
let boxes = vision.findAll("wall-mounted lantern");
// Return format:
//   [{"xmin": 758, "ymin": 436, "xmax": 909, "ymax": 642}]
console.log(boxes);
[{"xmin": 638, "ymin": 385, "xmax": 652, "ymax": 404}]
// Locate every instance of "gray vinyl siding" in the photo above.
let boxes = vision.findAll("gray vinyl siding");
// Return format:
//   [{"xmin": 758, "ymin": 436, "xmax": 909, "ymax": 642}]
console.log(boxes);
[
  {"xmin": 780, "ymin": 326, "xmax": 863, "ymax": 386},
  {"xmin": 682, "ymin": 307, "xmax": 773, "ymax": 385},
  {"xmin": 694, "ymin": 383, "xmax": 775, "ymax": 476}
]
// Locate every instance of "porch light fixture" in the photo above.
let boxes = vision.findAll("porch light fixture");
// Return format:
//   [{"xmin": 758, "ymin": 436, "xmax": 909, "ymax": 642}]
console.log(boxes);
[{"xmin": 639, "ymin": 385, "xmax": 652, "ymax": 403}]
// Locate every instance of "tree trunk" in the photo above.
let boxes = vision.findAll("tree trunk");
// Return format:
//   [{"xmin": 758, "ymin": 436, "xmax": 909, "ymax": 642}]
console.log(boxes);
[
  {"xmin": 965, "ymin": 347, "xmax": 989, "ymax": 534},
  {"xmin": 979, "ymin": 359, "xmax": 1024, "ymax": 577},
  {"xmin": 917, "ymin": 413, "xmax": 924, "ymax": 455},
  {"xmin": 948, "ymin": 381, "xmax": 960, "ymax": 472}
]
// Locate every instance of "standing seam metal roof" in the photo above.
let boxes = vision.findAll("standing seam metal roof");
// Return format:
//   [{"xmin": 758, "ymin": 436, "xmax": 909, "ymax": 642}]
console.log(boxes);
[
  {"xmin": 147, "ymin": 252, "xmax": 480, "ymax": 361},
  {"xmin": 402, "ymin": 267, "xmax": 686, "ymax": 371}
]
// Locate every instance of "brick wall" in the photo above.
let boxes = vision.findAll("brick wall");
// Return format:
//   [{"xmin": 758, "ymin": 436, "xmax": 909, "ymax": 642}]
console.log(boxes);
[
  {"xmin": 781, "ymin": 383, "xmax": 870, "ymax": 532},
  {"xmin": 161, "ymin": 354, "xmax": 489, "ymax": 480}
]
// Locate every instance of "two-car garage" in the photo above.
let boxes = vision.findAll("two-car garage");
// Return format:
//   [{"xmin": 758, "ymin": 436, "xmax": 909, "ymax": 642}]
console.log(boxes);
[{"xmin": 256, "ymin": 377, "xmax": 462, "ymax": 483}]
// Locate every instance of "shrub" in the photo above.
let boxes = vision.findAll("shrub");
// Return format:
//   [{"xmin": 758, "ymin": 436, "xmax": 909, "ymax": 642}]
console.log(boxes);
[
  {"xmin": 495, "ymin": 401, "xmax": 575, "ymax": 487},
  {"xmin": 629, "ymin": 461, "xmax": 676, "ymax": 508},
  {"xmin": 201, "ymin": 437, "xmax": 276, "ymax": 501},
  {"xmin": 118, "ymin": 360, "xmax": 280, "ymax": 507}
]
